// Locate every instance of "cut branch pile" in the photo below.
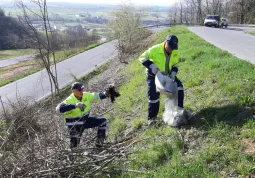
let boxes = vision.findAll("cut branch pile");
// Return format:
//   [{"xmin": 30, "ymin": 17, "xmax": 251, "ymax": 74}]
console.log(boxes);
[
  {"xmin": 29, "ymin": 137, "xmax": 147, "ymax": 177},
  {"xmin": 0, "ymin": 99, "xmax": 147, "ymax": 177}
]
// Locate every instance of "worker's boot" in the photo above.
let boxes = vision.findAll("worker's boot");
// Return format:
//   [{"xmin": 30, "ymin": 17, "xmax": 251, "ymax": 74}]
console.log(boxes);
[
  {"xmin": 148, "ymin": 117, "xmax": 158, "ymax": 126},
  {"xmin": 95, "ymin": 136, "xmax": 105, "ymax": 148},
  {"xmin": 70, "ymin": 135, "xmax": 80, "ymax": 150}
]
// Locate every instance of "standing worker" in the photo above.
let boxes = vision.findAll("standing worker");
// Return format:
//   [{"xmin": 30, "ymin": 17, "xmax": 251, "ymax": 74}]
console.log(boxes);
[
  {"xmin": 56, "ymin": 82, "xmax": 119, "ymax": 149},
  {"xmin": 139, "ymin": 35, "xmax": 184, "ymax": 125}
]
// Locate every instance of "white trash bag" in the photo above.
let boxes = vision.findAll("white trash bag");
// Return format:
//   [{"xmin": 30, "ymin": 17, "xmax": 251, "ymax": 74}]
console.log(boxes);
[
  {"xmin": 155, "ymin": 71, "xmax": 177, "ymax": 94},
  {"xmin": 155, "ymin": 71, "xmax": 188, "ymax": 127},
  {"xmin": 163, "ymin": 94, "xmax": 188, "ymax": 127}
]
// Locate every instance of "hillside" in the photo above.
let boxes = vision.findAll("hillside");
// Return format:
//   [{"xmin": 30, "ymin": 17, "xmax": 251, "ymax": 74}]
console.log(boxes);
[
  {"xmin": 0, "ymin": 26, "xmax": 254, "ymax": 177},
  {"xmin": 0, "ymin": 9, "xmax": 29, "ymax": 50},
  {"xmin": 107, "ymin": 26, "xmax": 255, "ymax": 177}
]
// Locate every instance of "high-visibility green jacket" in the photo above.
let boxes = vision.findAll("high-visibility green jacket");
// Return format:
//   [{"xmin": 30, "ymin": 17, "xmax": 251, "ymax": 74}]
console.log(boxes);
[
  {"xmin": 139, "ymin": 42, "xmax": 179, "ymax": 74},
  {"xmin": 62, "ymin": 92, "xmax": 100, "ymax": 119}
]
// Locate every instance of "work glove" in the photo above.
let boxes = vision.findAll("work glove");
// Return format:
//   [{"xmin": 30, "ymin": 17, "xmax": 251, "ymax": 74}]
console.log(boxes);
[
  {"xmin": 105, "ymin": 84, "xmax": 120, "ymax": 103},
  {"xmin": 169, "ymin": 65, "xmax": 178, "ymax": 80},
  {"xmin": 105, "ymin": 87, "xmax": 110, "ymax": 97},
  {"xmin": 149, "ymin": 63, "xmax": 158, "ymax": 75},
  {"xmin": 169, "ymin": 71, "xmax": 177, "ymax": 81},
  {"xmin": 75, "ymin": 102, "xmax": 86, "ymax": 111}
]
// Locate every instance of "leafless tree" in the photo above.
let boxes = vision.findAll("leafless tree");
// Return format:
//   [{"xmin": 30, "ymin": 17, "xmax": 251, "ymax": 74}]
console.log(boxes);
[
  {"xmin": 169, "ymin": 3, "xmax": 178, "ymax": 24},
  {"xmin": 197, "ymin": 0, "xmax": 203, "ymax": 24},
  {"xmin": 16, "ymin": 0, "xmax": 59, "ymax": 101},
  {"xmin": 154, "ymin": 7, "xmax": 160, "ymax": 27},
  {"xmin": 179, "ymin": 2, "xmax": 183, "ymax": 24},
  {"xmin": 107, "ymin": 2, "xmax": 151, "ymax": 63},
  {"xmin": 169, "ymin": 0, "xmax": 255, "ymax": 24}
]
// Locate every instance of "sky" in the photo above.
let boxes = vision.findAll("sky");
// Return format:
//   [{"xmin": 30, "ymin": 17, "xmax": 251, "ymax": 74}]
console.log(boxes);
[{"xmin": 46, "ymin": 0, "xmax": 178, "ymax": 6}]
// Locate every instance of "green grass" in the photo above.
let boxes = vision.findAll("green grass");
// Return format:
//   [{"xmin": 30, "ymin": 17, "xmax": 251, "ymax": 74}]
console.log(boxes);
[
  {"xmin": 0, "ymin": 49, "xmax": 35, "ymax": 60},
  {"xmin": 249, "ymin": 32, "xmax": 255, "ymax": 36},
  {"xmin": 105, "ymin": 26, "xmax": 255, "ymax": 177},
  {"xmin": 0, "ymin": 68, "xmax": 39, "ymax": 87},
  {"xmin": 54, "ymin": 42, "xmax": 103, "ymax": 62}
]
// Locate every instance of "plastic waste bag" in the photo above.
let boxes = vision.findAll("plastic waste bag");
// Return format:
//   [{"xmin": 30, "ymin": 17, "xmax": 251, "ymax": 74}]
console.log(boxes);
[
  {"xmin": 155, "ymin": 71, "xmax": 177, "ymax": 94},
  {"xmin": 163, "ymin": 93, "xmax": 188, "ymax": 127},
  {"xmin": 155, "ymin": 71, "xmax": 188, "ymax": 127}
]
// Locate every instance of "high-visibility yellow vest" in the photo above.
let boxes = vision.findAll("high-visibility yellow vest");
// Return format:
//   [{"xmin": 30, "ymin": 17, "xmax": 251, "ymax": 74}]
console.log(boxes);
[
  {"xmin": 139, "ymin": 42, "xmax": 179, "ymax": 73},
  {"xmin": 63, "ymin": 92, "xmax": 99, "ymax": 118}
]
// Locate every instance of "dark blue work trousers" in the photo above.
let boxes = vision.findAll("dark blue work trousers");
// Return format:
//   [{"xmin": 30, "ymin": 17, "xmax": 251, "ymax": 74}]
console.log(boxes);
[
  {"xmin": 146, "ymin": 75, "xmax": 184, "ymax": 120},
  {"xmin": 67, "ymin": 116, "xmax": 107, "ymax": 148}
]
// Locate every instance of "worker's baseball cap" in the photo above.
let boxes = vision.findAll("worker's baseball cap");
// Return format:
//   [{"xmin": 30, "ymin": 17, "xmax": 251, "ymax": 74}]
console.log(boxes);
[
  {"xmin": 71, "ymin": 82, "xmax": 84, "ymax": 90},
  {"xmin": 165, "ymin": 35, "xmax": 178, "ymax": 50}
]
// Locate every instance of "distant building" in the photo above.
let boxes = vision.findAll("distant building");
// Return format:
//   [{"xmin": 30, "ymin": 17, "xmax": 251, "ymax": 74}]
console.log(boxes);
[
  {"xmin": 75, "ymin": 14, "xmax": 85, "ymax": 18},
  {"xmin": 53, "ymin": 25, "xmax": 61, "ymax": 31},
  {"xmin": 85, "ymin": 13, "xmax": 91, "ymax": 18}
]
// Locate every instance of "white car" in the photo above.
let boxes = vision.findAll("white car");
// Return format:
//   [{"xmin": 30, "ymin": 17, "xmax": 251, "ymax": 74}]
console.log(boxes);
[{"xmin": 204, "ymin": 15, "xmax": 220, "ymax": 27}]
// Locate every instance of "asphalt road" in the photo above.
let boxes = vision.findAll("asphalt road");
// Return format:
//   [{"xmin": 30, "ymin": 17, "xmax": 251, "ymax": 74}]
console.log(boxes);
[
  {"xmin": 228, "ymin": 26, "xmax": 255, "ymax": 33},
  {"xmin": 0, "ymin": 41, "xmax": 117, "ymax": 109},
  {"xmin": 0, "ymin": 27, "xmax": 166, "ymax": 110},
  {"xmin": 0, "ymin": 37, "xmax": 109, "ymax": 68},
  {"xmin": 0, "ymin": 54, "xmax": 36, "ymax": 67},
  {"xmin": 188, "ymin": 26, "xmax": 255, "ymax": 64}
]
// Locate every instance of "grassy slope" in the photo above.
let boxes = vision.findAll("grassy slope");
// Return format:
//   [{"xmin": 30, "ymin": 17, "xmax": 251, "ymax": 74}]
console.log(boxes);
[
  {"xmin": 0, "ymin": 49, "xmax": 35, "ymax": 60},
  {"xmin": 107, "ymin": 26, "xmax": 255, "ymax": 177},
  {"xmin": 249, "ymin": 32, "xmax": 255, "ymax": 36}
]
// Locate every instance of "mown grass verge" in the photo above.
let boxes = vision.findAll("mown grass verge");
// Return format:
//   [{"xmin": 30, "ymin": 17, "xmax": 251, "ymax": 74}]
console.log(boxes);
[
  {"xmin": 54, "ymin": 42, "xmax": 103, "ymax": 62},
  {"xmin": 0, "ymin": 42, "xmax": 104, "ymax": 87},
  {"xmin": 249, "ymin": 32, "xmax": 255, "ymax": 36},
  {"xmin": 0, "ymin": 49, "xmax": 35, "ymax": 60},
  {"xmin": 0, "ymin": 68, "xmax": 39, "ymax": 87},
  {"xmin": 106, "ymin": 26, "xmax": 255, "ymax": 177}
]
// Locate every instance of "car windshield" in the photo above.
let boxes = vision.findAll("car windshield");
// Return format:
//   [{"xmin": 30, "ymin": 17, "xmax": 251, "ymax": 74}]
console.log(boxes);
[{"xmin": 206, "ymin": 16, "xmax": 217, "ymax": 20}]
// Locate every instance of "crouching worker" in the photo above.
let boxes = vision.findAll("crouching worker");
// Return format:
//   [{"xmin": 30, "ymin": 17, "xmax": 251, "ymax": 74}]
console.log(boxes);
[{"xmin": 56, "ymin": 82, "xmax": 113, "ymax": 149}]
